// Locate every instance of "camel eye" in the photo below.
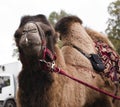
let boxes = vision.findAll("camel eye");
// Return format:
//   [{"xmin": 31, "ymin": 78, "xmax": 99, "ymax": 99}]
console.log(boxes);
[
  {"xmin": 22, "ymin": 29, "xmax": 37, "ymax": 35},
  {"xmin": 22, "ymin": 30, "xmax": 26, "ymax": 35},
  {"xmin": 46, "ymin": 30, "xmax": 52, "ymax": 37}
]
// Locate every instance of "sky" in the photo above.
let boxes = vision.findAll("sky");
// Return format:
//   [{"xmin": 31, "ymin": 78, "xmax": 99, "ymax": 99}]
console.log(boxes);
[{"xmin": 0, "ymin": 0, "xmax": 114, "ymax": 65}]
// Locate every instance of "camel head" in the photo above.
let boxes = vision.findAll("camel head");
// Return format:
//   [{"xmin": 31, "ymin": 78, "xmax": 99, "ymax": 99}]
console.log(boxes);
[
  {"xmin": 55, "ymin": 16, "xmax": 83, "ymax": 39},
  {"xmin": 14, "ymin": 14, "xmax": 56, "ymax": 63}
]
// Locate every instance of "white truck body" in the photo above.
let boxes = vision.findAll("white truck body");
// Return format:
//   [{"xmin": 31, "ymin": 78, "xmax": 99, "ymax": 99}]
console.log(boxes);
[
  {"xmin": 0, "ymin": 73, "xmax": 16, "ymax": 107},
  {"xmin": 0, "ymin": 61, "xmax": 21, "ymax": 107}
]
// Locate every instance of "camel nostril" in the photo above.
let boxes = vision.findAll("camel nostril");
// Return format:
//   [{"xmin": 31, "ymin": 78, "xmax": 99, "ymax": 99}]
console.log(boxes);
[
  {"xmin": 25, "ymin": 37, "xmax": 28, "ymax": 44},
  {"xmin": 19, "ymin": 35, "xmax": 30, "ymax": 47}
]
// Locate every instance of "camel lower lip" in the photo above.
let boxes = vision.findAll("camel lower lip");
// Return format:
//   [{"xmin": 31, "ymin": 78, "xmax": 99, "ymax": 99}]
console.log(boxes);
[
  {"xmin": 21, "ymin": 43, "xmax": 41, "ymax": 48},
  {"xmin": 22, "ymin": 45, "xmax": 41, "ymax": 56}
]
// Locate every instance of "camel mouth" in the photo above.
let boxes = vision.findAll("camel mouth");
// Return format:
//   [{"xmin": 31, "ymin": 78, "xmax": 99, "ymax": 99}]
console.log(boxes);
[{"xmin": 21, "ymin": 44, "xmax": 42, "ymax": 56}]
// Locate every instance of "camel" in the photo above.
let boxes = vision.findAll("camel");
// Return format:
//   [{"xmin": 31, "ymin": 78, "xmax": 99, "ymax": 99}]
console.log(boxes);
[
  {"xmin": 14, "ymin": 14, "xmax": 120, "ymax": 107},
  {"xmin": 55, "ymin": 16, "xmax": 120, "ymax": 107}
]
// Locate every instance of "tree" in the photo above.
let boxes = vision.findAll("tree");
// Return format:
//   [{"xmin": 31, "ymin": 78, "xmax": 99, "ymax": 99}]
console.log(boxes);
[
  {"xmin": 48, "ymin": 10, "xmax": 71, "ymax": 47},
  {"xmin": 48, "ymin": 10, "xmax": 71, "ymax": 27},
  {"xmin": 105, "ymin": 0, "xmax": 120, "ymax": 54}
]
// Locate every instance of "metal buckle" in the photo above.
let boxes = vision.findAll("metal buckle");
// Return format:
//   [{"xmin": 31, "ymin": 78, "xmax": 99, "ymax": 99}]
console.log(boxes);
[{"xmin": 39, "ymin": 59, "xmax": 55, "ymax": 71}]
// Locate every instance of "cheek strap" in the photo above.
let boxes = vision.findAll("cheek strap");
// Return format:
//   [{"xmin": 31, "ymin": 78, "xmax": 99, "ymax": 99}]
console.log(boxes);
[{"xmin": 43, "ymin": 47, "xmax": 56, "ymax": 62}]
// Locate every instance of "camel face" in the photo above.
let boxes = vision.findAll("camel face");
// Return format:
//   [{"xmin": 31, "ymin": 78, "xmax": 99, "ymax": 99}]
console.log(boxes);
[{"xmin": 17, "ymin": 22, "xmax": 43, "ymax": 56}]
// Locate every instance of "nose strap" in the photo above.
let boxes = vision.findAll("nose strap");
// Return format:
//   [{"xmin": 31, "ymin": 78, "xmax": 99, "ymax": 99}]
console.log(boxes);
[
  {"xmin": 34, "ymin": 22, "xmax": 47, "ymax": 47},
  {"xmin": 24, "ymin": 21, "xmax": 56, "ymax": 61},
  {"xmin": 25, "ymin": 21, "xmax": 47, "ymax": 46}
]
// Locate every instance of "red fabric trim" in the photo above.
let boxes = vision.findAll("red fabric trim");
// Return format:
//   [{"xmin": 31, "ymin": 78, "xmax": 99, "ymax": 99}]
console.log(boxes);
[{"xmin": 94, "ymin": 40, "xmax": 120, "ymax": 82}]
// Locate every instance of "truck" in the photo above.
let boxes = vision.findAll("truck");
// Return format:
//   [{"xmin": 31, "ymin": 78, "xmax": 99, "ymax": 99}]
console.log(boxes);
[
  {"xmin": 0, "ymin": 73, "xmax": 16, "ymax": 107},
  {"xmin": 0, "ymin": 61, "xmax": 21, "ymax": 107}
]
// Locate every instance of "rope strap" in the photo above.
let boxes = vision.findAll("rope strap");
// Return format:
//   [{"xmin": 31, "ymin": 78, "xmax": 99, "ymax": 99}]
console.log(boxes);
[{"xmin": 52, "ymin": 66, "xmax": 120, "ymax": 100}]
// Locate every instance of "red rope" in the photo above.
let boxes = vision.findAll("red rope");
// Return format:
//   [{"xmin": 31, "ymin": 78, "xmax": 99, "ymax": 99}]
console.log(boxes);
[
  {"xmin": 53, "ymin": 66, "xmax": 120, "ymax": 100},
  {"xmin": 39, "ymin": 46, "xmax": 120, "ymax": 100}
]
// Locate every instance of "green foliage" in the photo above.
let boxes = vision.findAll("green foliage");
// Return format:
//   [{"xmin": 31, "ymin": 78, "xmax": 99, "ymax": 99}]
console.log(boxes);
[
  {"xmin": 106, "ymin": 0, "xmax": 120, "ymax": 54},
  {"xmin": 109, "ymin": 36, "xmax": 120, "ymax": 54},
  {"xmin": 48, "ymin": 10, "xmax": 71, "ymax": 27},
  {"xmin": 48, "ymin": 10, "xmax": 71, "ymax": 48}
]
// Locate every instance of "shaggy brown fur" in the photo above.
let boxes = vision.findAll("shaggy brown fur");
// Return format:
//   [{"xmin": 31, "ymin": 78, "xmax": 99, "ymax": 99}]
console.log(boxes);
[
  {"xmin": 85, "ymin": 27, "xmax": 115, "ymax": 49},
  {"xmin": 14, "ymin": 14, "xmax": 119, "ymax": 107},
  {"xmin": 55, "ymin": 16, "xmax": 120, "ymax": 107},
  {"xmin": 14, "ymin": 14, "xmax": 62, "ymax": 107}
]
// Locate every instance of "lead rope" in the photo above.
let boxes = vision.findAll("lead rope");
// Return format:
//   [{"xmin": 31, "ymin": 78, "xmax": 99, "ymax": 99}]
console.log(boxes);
[
  {"xmin": 53, "ymin": 65, "xmax": 120, "ymax": 100},
  {"xmin": 39, "ymin": 60, "xmax": 120, "ymax": 100}
]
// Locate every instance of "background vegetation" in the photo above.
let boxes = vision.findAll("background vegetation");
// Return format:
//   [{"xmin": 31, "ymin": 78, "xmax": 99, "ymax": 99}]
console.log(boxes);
[
  {"xmin": 48, "ymin": 0, "xmax": 120, "ymax": 54},
  {"xmin": 13, "ymin": 0, "xmax": 120, "ymax": 58},
  {"xmin": 105, "ymin": 0, "xmax": 120, "ymax": 54}
]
